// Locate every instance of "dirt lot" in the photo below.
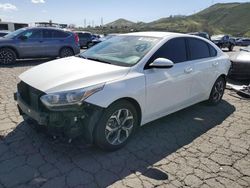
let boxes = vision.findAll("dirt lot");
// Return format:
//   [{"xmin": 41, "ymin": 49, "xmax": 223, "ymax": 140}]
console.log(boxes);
[{"xmin": 0, "ymin": 47, "xmax": 249, "ymax": 188}]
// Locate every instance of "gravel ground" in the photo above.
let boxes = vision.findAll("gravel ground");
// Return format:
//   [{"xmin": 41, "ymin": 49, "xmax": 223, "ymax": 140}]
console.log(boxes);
[{"xmin": 0, "ymin": 47, "xmax": 249, "ymax": 188}]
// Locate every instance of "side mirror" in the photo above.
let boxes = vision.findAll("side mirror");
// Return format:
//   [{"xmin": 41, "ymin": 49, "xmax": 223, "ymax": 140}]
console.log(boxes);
[
  {"xmin": 149, "ymin": 58, "xmax": 174, "ymax": 69},
  {"xmin": 19, "ymin": 35, "xmax": 28, "ymax": 40}
]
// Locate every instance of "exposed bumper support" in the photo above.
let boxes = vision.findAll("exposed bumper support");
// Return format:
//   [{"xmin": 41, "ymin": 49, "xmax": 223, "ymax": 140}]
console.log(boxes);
[{"xmin": 14, "ymin": 92, "xmax": 104, "ymax": 143}]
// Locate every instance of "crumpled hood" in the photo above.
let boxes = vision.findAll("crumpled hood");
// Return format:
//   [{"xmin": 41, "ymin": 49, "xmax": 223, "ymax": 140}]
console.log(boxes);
[
  {"xmin": 19, "ymin": 56, "xmax": 130, "ymax": 93},
  {"xmin": 230, "ymin": 51, "xmax": 250, "ymax": 63}
]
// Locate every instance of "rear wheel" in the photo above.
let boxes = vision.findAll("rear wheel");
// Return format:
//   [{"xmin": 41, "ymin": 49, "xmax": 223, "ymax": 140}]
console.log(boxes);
[
  {"xmin": 207, "ymin": 77, "xmax": 226, "ymax": 105},
  {"xmin": 0, "ymin": 48, "xmax": 16, "ymax": 65},
  {"xmin": 229, "ymin": 45, "xmax": 234, "ymax": 51},
  {"xmin": 59, "ymin": 47, "xmax": 74, "ymax": 58},
  {"xmin": 94, "ymin": 100, "xmax": 138, "ymax": 151}
]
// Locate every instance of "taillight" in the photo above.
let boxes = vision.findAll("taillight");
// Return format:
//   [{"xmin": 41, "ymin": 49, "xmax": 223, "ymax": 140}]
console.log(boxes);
[{"xmin": 74, "ymin": 33, "xmax": 79, "ymax": 44}]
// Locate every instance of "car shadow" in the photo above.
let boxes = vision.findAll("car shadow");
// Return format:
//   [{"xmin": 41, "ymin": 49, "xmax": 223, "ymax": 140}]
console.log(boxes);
[{"xmin": 0, "ymin": 100, "xmax": 235, "ymax": 187}]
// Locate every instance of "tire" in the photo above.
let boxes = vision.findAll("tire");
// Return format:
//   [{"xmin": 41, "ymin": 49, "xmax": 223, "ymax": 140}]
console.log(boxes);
[
  {"xmin": 87, "ymin": 42, "xmax": 93, "ymax": 49},
  {"xmin": 59, "ymin": 47, "xmax": 74, "ymax": 58},
  {"xmin": 229, "ymin": 45, "xmax": 234, "ymax": 51},
  {"xmin": 0, "ymin": 48, "xmax": 16, "ymax": 65},
  {"xmin": 207, "ymin": 76, "xmax": 226, "ymax": 105},
  {"xmin": 94, "ymin": 100, "xmax": 138, "ymax": 151}
]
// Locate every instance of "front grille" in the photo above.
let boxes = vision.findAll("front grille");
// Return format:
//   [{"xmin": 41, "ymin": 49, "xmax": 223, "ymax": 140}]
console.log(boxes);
[{"xmin": 17, "ymin": 81, "xmax": 45, "ymax": 111}]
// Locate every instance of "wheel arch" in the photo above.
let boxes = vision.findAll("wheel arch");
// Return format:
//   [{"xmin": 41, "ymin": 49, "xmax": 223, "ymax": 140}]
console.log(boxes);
[
  {"xmin": 107, "ymin": 97, "xmax": 142, "ymax": 126},
  {"xmin": 59, "ymin": 46, "xmax": 74, "ymax": 55},
  {"xmin": 0, "ymin": 46, "xmax": 19, "ymax": 58}
]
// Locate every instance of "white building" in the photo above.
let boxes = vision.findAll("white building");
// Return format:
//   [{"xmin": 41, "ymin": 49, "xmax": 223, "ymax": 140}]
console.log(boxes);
[{"xmin": 0, "ymin": 21, "xmax": 28, "ymax": 31}]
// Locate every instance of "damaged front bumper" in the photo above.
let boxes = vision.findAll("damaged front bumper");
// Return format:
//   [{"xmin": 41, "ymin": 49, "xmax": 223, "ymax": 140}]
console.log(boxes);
[{"xmin": 14, "ymin": 92, "xmax": 103, "ymax": 143}]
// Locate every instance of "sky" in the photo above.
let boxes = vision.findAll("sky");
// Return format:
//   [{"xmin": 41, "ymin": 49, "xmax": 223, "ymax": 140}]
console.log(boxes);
[{"xmin": 0, "ymin": 0, "xmax": 249, "ymax": 27}]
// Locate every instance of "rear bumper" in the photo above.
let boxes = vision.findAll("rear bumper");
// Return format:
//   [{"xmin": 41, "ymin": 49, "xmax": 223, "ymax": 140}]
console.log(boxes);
[{"xmin": 14, "ymin": 92, "xmax": 103, "ymax": 142}]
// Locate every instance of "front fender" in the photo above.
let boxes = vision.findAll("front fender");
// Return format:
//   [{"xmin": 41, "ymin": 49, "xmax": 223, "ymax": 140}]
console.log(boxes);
[{"xmin": 85, "ymin": 72, "xmax": 146, "ymax": 116}]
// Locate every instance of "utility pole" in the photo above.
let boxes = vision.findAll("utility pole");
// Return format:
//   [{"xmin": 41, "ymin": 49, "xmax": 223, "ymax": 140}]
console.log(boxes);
[
  {"xmin": 101, "ymin": 17, "xmax": 103, "ymax": 26},
  {"xmin": 84, "ymin": 18, "xmax": 86, "ymax": 28}
]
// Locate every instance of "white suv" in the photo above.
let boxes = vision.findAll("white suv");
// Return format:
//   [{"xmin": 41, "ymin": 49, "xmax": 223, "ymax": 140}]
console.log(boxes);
[{"xmin": 15, "ymin": 32, "xmax": 231, "ymax": 150}]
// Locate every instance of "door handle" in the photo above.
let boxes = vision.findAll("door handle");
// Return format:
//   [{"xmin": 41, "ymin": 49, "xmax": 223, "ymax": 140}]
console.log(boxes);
[
  {"xmin": 184, "ymin": 67, "xmax": 193, "ymax": 74},
  {"xmin": 212, "ymin": 62, "xmax": 219, "ymax": 67}
]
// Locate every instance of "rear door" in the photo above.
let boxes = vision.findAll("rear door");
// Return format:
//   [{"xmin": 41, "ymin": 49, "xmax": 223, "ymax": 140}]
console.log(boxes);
[
  {"xmin": 42, "ymin": 29, "xmax": 70, "ymax": 56},
  {"xmin": 187, "ymin": 38, "xmax": 218, "ymax": 100}
]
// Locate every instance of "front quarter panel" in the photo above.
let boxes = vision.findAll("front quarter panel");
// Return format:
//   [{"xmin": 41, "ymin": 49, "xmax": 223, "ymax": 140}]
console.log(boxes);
[{"xmin": 85, "ymin": 71, "xmax": 146, "ymax": 121}]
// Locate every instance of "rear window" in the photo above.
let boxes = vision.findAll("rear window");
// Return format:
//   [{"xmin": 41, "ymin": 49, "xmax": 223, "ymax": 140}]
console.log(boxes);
[
  {"xmin": 53, "ymin": 30, "xmax": 70, "ymax": 38},
  {"xmin": 188, "ymin": 38, "xmax": 210, "ymax": 60},
  {"xmin": 77, "ymin": 33, "xmax": 91, "ymax": 38},
  {"xmin": 43, "ymin": 29, "xmax": 69, "ymax": 38}
]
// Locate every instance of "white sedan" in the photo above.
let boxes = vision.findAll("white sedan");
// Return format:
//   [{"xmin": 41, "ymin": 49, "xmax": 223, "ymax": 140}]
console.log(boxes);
[{"xmin": 16, "ymin": 32, "xmax": 231, "ymax": 150}]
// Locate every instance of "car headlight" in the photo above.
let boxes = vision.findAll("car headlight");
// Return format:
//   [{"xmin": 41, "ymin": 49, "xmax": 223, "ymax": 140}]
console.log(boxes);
[{"xmin": 40, "ymin": 83, "xmax": 105, "ymax": 108}]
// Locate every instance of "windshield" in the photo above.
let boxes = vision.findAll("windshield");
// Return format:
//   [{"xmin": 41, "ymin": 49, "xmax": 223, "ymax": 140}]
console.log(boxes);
[
  {"xmin": 80, "ymin": 35, "xmax": 161, "ymax": 67},
  {"xmin": 3, "ymin": 28, "xmax": 27, "ymax": 39}
]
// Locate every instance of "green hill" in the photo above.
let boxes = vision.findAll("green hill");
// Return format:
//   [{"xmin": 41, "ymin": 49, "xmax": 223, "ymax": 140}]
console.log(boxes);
[
  {"xmin": 93, "ymin": 2, "xmax": 250, "ymax": 37},
  {"xmin": 140, "ymin": 2, "xmax": 250, "ymax": 36},
  {"xmin": 191, "ymin": 2, "xmax": 250, "ymax": 36},
  {"xmin": 105, "ymin": 18, "xmax": 135, "ymax": 28}
]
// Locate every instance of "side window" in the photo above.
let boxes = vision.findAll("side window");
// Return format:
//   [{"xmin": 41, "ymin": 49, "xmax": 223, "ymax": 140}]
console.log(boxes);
[
  {"xmin": 82, "ymin": 33, "xmax": 91, "ymax": 39},
  {"xmin": 77, "ymin": 33, "xmax": 83, "ymax": 38},
  {"xmin": 188, "ymin": 38, "xmax": 210, "ymax": 60},
  {"xmin": 42, "ymin": 30, "xmax": 53, "ymax": 38},
  {"xmin": 22, "ymin": 30, "xmax": 42, "ymax": 39},
  {"xmin": 53, "ymin": 30, "xmax": 69, "ymax": 38},
  {"xmin": 208, "ymin": 44, "xmax": 217, "ymax": 57},
  {"xmin": 149, "ymin": 38, "xmax": 187, "ymax": 64}
]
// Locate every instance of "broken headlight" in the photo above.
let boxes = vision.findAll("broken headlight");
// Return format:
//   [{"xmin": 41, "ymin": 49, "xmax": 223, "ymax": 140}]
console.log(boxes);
[{"xmin": 40, "ymin": 83, "xmax": 105, "ymax": 108}]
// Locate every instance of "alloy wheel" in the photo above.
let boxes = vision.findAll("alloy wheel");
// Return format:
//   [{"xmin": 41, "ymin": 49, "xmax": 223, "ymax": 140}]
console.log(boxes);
[
  {"xmin": 212, "ymin": 80, "xmax": 224, "ymax": 102},
  {"xmin": 0, "ymin": 49, "xmax": 15, "ymax": 64},
  {"xmin": 105, "ymin": 108, "xmax": 134, "ymax": 145}
]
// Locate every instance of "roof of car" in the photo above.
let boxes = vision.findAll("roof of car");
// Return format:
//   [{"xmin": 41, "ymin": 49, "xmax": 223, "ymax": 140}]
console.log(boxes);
[
  {"xmin": 123, "ymin": 31, "xmax": 188, "ymax": 38},
  {"xmin": 24, "ymin": 27, "xmax": 68, "ymax": 31}
]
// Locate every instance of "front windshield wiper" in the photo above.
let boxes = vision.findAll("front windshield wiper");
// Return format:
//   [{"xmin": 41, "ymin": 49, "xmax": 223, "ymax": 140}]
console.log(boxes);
[
  {"xmin": 77, "ymin": 54, "xmax": 88, "ymax": 59},
  {"xmin": 85, "ymin": 57, "xmax": 111, "ymax": 64}
]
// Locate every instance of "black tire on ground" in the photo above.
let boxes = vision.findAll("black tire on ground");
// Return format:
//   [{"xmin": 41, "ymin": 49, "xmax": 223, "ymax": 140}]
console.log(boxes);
[
  {"xmin": 229, "ymin": 45, "xmax": 234, "ymax": 51},
  {"xmin": 207, "ymin": 76, "xmax": 226, "ymax": 105},
  {"xmin": 87, "ymin": 42, "xmax": 93, "ymax": 49},
  {"xmin": 0, "ymin": 48, "xmax": 16, "ymax": 65},
  {"xmin": 94, "ymin": 100, "xmax": 139, "ymax": 151},
  {"xmin": 59, "ymin": 47, "xmax": 74, "ymax": 58}
]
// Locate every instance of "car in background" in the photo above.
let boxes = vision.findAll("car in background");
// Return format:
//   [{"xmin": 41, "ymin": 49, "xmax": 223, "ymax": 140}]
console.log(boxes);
[
  {"xmin": 0, "ymin": 27, "xmax": 80, "ymax": 65},
  {"xmin": 229, "ymin": 45, "xmax": 250, "ymax": 80},
  {"xmin": 15, "ymin": 32, "xmax": 230, "ymax": 150},
  {"xmin": 211, "ymin": 35, "xmax": 235, "ymax": 51},
  {"xmin": 0, "ymin": 30, "xmax": 10, "ymax": 37},
  {"xmin": 75, "ymin": 31, "xmax": 92, "ymax": 48},
  {"xmin": 188, "ymin": 32, "xmax": 210, "ymax": 40},
  {"xmin": 91, "ymin": 34, "xmax": 100, "ymax": 40},
  {"xmin": 236, "ymin": 38, "xmax": 250, "ymax": 46},
  {"xmin": 89, "ymin": 34, "xmax": 118, "ymax": 47}
]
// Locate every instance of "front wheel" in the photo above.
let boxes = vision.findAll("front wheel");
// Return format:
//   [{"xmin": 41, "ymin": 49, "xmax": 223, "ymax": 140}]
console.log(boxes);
[
  {"xmin": 207, "ymin": 77, "xmax": 226, "ymax": 105},
  {"xmin": 0, "ymin": 48, "xmax": 16, "ymax": 65},
  {"xmin": 94, "ymin": 100, "xmax": 138, "ymax": 151}
]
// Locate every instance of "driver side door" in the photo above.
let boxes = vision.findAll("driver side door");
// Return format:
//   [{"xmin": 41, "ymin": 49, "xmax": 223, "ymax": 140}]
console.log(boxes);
[
  {"xmin": 143, "ymin": 37, "xmax": 194, "ymax": 123},
  {"xmin": 16, "ymin": 29, "xmax": 44, "ymax": 58}
]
